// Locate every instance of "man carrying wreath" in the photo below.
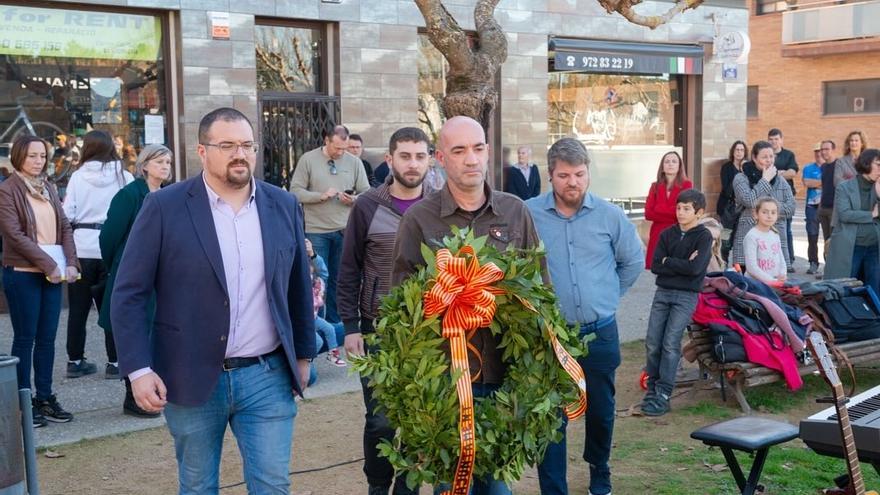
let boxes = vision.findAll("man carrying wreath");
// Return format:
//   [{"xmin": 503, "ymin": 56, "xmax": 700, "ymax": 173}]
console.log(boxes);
[
  {"xmin": 391, "ymin": 116, "xmax": 541, "ymax": 494},
  {"xmin": 527, "ymin": 138, "xmax": 644, "ymax": 495}
]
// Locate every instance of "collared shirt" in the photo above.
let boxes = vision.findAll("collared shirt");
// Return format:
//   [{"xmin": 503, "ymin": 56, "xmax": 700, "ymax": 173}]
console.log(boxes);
[
  {"xmin": 526, "ymin": 191, "xmax": 644, "ymax": 325},
  {"xmin": 203, "ymin": 174, "xmax": 278, "ymax": 358},
  {"xmin": 516, "ymin": 162, "xmax": 532, "ymax": 180},
  {"xmin": 391, "ymin": 183, "xmax": 541, "ymax": 384}
]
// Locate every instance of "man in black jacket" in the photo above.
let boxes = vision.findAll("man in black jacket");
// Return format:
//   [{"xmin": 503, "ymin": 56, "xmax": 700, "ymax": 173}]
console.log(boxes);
[
  {"xmin": 338, "ymin": 127, "xmax": 431, "ymax": 495},
  {"xmin": 769, "ymin": 128, "xmax": 799, "ymax": 270},
  {"xmin": 503, "ymin": 146, "xmax": 541, "ymax": 200}
]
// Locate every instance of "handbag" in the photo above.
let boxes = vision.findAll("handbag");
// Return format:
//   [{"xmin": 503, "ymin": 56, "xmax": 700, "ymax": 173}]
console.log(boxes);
[
  {"xmin": 708, "ymin": 323, "xmax": 746, "ymax": 363},
  {"xmin": 821, "ymin": 286, "xmax": 880, "ymax": 343},
  {"xmin": 719, "ymin": 201, "xmax": 740, "ymax": 230}
]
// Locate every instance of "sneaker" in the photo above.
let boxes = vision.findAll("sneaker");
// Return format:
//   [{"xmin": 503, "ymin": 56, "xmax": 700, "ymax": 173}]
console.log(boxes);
[
  {"xmin": 806, "ymin": 262, "xmax": 819, "ymax": 275},
  {"xmin": 32, "ymin": 407, "xmax": 48, "ymax": 428},
  {"xmin": 123, "ymin": 397, "xmax": 161, "ymax": 418},
  {"xmin": 787, "ymin": 265, "xmax": 796, "ymax": 274},
  {"xmin": 588, "ymin": 464, "xmax": 612, "ymax": 495},
  {"xmin": 640, "ymin": 390, "xmax": 657, "ymax": 408},
  {"xmin": 67, "ymin": 358, "xmax": 98, "ymax": 378},
  {"xmin": 327, "ymin": 349, "xmax": 347, "ymax": 367},
  {"xmin": 642, "ymin": 396, "xmax": 670, "ymax": 417},
  {"xmin": 105, "ymin": 363, "xmax": 120, "ymax": 379},
  {"xmin": 33, "ymin": 395, "xmax": 73, "ymax": 423}
]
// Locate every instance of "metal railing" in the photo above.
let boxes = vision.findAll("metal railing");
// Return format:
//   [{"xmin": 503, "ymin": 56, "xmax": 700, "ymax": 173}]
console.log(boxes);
[
  {"xmin": 782, "ymin": 0, "xmax": 880, "ymax": 44},
  {"xmin": 259, "ymin": 94, "xmax": 340, "ymax": 190}
]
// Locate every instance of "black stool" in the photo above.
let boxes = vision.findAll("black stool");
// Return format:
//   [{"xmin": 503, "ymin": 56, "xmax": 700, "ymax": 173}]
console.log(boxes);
[{"xmin": 690, "ymin": 416, "xmax": 799, "ymax": 495}]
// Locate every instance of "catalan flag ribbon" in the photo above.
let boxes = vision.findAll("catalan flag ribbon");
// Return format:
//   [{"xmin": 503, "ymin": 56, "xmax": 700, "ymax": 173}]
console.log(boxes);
[{"xmin": 424, "ymin": 246, "xmax": 504, "ymax": 495}]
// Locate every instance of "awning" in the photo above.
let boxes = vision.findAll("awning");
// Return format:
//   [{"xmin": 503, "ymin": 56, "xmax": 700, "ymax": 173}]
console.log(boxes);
[{"xmin": 549, "ymin": 38, "xmax": 704, "ymax": 75}]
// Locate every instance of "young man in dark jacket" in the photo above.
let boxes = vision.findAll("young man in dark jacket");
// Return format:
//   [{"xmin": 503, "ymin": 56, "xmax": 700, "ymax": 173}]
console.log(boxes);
[
  {"xmin": 641, "ymin": 188, "xmax": 714, "ymax": 416},
  {"xmin": 337, "ymin": 127, "xmax": 431, "ymax": 495}
]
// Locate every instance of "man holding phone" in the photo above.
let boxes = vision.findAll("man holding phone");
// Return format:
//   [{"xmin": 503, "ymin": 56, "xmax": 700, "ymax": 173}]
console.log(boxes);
[{"xmin": 291, "ymin": 124, "xmax": 371, "ymax": 323}]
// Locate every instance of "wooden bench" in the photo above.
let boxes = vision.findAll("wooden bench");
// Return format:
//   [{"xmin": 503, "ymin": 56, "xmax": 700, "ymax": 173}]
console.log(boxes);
[{"xmin": 683, "ymin": 327, "xmax": 880, "ymax": 414}]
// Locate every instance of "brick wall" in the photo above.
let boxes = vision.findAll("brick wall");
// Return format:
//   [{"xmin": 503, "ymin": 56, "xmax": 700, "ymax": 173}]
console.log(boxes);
[{"xmin": 746, "ymin": 9, "xmax": 880, "ymax": 186}]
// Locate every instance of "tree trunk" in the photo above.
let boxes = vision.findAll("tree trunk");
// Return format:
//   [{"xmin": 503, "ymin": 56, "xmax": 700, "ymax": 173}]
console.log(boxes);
[{"xmin": 414, "ymin": 0, "xmax": 507, "ymax": 133}]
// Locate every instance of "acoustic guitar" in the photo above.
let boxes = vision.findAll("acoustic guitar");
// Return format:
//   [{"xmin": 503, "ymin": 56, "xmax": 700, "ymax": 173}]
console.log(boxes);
[{"xmin": 806, "ymin": 331, "xmax": 878, "ymax": 495}]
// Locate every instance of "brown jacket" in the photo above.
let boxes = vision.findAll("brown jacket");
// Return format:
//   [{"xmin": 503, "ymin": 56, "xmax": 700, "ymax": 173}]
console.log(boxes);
[
  {"xmin": 0, "ymin": 173, "xmax": 78, "ymax": 274},
  {"xmin": 391, "ymin": 183, "xmax": 541, "ymax": 384}
]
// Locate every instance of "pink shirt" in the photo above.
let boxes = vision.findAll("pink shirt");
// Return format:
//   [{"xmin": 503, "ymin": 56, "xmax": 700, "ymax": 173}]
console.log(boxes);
[{"xmin": 203, "ymin": 176, "xmax": 278, "ymax": 358}]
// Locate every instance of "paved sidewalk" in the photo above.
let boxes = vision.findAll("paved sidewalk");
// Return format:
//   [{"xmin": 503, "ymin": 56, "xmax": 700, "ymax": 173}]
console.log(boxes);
[{"xmin": 0, "ymin": 213, "xmax": 818, "ymax": 448}]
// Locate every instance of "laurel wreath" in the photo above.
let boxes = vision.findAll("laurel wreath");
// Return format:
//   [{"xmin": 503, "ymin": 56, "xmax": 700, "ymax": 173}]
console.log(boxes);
[{"xmin": 354, "ymin": 228, "xmax": 586, "ymax": 488}]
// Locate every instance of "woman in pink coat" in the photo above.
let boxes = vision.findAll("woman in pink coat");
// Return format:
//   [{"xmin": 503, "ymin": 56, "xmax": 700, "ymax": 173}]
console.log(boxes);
[{"xmin": 645, "ymin": 151, "xmax": 692, "ymax": 269}]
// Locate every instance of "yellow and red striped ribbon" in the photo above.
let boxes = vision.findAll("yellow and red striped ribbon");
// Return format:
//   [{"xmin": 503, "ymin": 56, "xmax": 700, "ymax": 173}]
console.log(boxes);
[{"xmin": 424, "ymin": 246, "xmax": 504, "ymax": 495}]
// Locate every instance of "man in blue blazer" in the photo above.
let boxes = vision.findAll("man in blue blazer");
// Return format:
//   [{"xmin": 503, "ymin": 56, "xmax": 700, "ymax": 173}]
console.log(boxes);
[
  {"xmin": 111, "ymin": 108, "xmax": 315, "ymax": 494},
  {"xmin": 503, "ymin": 146, "xmax": 541, "ymax": 200}
]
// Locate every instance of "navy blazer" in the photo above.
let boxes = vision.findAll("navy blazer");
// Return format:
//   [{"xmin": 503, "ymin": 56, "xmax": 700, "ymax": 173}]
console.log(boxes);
[
  {"xmin": 111, "ymin": 174, "xmax": 316, "ymax": 406},
  {"xmin": 503, "ymin": 164, "xmax": 541, "ymax": 201}
]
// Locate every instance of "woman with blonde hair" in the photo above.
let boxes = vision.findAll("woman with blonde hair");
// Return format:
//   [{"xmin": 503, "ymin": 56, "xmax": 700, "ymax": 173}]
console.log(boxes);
[
  {"xmin": 99, "ymin": 144, "xmax": 172, "ymax": 417},
  {"xmin": 0, "ymin": 135, "xmax": 79, "ymax": 427},
  {"xmin": 835, "ymin": 131, "xmax": 867, "ymax": 187}
]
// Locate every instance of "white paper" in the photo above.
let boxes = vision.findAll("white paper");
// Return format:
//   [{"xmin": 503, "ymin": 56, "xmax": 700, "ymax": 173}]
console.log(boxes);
[
  {"xmin": 144, "ymin": 114, "xmax": 165, "ymax": 145},
  {"xmin": 39, "ymin": 244, "xmax": 67, "ymax": 278}
]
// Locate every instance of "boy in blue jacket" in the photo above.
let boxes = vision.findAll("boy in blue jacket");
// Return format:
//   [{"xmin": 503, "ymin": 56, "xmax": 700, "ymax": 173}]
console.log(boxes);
[{"xmin": 642, "ymin": 189, "xmax": 714, "ymax": 416}]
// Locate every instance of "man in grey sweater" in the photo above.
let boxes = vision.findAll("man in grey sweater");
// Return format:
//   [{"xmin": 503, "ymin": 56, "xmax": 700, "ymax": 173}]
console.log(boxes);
[{"xmin": 290, "ymin": 124, "xmax": 370, "ymax": 322}]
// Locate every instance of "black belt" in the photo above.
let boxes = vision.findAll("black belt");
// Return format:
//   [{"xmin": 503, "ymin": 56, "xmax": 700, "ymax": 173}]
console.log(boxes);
[
  {"xmin": 72, "ymin": 222, "xmax": 103, "ymax": 230},
  {"xmin": 222, "ymin": 347, "xmax": 283, "ymax": 371}
]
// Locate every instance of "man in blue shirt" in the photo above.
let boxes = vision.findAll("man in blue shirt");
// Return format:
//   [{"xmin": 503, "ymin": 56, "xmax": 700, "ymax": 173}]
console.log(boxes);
[
  {"xmin": 526, "ymin": 138, "xmax": 644, "ymax": 495},
  {"xmin": 802, "ymin": 143, "xmax": 824, "ymax": 275}
]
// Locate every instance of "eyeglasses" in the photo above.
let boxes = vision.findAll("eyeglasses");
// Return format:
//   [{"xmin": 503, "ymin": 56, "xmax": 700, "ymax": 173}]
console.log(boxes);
[
  {"xmin": 328, "ymin": 160, "xmax": 337, "ymax": 175},
  {"xmin": 201, "ymin": 142, "xmax": 258, "ymax": 155}
]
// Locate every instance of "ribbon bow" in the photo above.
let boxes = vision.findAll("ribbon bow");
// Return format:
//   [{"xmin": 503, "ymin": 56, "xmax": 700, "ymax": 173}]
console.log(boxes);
[{"xmin": 424, "ymin": 246, "xmax": 504, "ymax": 495}]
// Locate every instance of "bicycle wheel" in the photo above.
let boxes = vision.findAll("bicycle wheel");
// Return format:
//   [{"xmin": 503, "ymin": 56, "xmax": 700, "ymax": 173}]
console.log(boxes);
[{"xmin": 11, "ymin": 121, "xmax": 66, "ymax": 144}]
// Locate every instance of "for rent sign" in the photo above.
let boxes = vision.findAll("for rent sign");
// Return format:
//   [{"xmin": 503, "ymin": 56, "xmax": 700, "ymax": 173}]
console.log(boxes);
[{"xmin": 0, "ymin": 6, "xmax": 161, "ymax": 61}]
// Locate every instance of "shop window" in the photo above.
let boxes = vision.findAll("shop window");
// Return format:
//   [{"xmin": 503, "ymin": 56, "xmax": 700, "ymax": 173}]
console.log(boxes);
[
  {"xmin": 255, "ymin": 24, "xmax": 323, "ymax": 93},
  {"xmin": 0, "ymin": 5, "xmax": 168, "ymax": 185},
  {"xmin": 548, "ymin": 72, "xmax": 683, "ymax": 215},
  {"xmin": 747, "ymin": 86, "xmax": 759, "ymax": 118},
  {"xmin": 756, "ymin": 0, "xmax": 790, "ymax": 14},
  {"xmin": 824, "ymin": 79, "xmax": 880, "ymax": 115}
]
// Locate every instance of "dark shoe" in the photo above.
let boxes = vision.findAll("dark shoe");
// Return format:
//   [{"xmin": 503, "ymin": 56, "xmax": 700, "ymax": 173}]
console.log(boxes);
[
  {"xmin": 368, "ymin": 485, "xmax": 390, "ymax": 495},
  {"xmin": 642, "ymin": 397, "xmax": 670, "ymax": 417},
  {"xmin": 67, "ymin": 358, "xmax": 98, "ymax": 378},
  {"xmin": 105, "ymin": 363, "xmax": 120, "ymax": 379},
  {"xmin": 32, "ymin": 407, "xmax": 48, "ymax": 429},
  {"xmin": 123, "ymin": 398, "xmax": 161, "ymax": 418},
  {"xmin": 588, "ymin": 463, "xmax": 612, "ymax": 495},
  {"xmin": 640, "ymin": 390, "xmax": 657, "ymax": 408},
  {"xmin": 33, "ymin": 395, "xmax": 73, "ymax": 423},
  {"xmin": 806, "ymin": 262, "xmax": 819, "ymax": 275},
  {"xmin": 787, "ymin": 265, "xmax": 796, "ymax": 274}
]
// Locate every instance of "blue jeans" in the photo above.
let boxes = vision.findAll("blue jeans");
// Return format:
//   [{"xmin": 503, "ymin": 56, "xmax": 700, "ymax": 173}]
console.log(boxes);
[
  {"xmin": 4, "ymin": 268, "xmax": 63, "ymax": 400},
  {"xmin": 315, "ymin": 316, "xmax": 339, "ymax": 349},
  {"xmin": 434, "ymin": 383, "xmax": 511, "ymax": 495},
  {"xmin": 786, "ymin": 216, "xmax": 795, "ymax": 264},
  {"xmin": 644, "ymin": 288, "xmax": 698, "ymax": 398},
  {"xmin": 306, "ymin": 231, "xmax": 344, "ymax": 323},
  {"xmin": 851, "ymin": 244, "xmax": 880, "ymax": 298},
  {"xmin": 538, "ymin": 318, "xmax": 621, "ymax": 495},
  {"xmin": 315, "ymin": 320, "xmax": 345, "ymax": 354},
  {"xmin": 163, "ymin": 352, "xmax": 297, "ymax": 495}
]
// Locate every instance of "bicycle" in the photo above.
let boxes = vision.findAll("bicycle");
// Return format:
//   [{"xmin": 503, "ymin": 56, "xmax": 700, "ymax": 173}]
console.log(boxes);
[{"xmin": 0, "ymin": 101, "xmax": 75, "ymax": 184}]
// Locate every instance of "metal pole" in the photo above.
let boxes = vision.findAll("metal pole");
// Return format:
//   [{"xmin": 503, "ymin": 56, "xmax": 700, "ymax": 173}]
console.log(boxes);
[{"xmin": 18, "ymin": 389, "xmax": 38, "ymax": 495}]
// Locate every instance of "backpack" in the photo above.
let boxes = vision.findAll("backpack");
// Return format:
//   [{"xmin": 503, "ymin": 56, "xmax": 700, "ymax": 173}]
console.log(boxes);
[{"xmin": 821, "ymin": 285, "xmax": 880, "ymax": 343}]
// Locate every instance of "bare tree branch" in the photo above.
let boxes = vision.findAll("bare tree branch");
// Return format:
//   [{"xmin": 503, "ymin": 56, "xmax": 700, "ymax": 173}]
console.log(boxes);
[
  {"xmin": 414, "ymin": 0, "xmax": 472, "ymax": 71},
  {"xmin": 597, "ymin": 0, "xmax": 705, "ymax": 28}
]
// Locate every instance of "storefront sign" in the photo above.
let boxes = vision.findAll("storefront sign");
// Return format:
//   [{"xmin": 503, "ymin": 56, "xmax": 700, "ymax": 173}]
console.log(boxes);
[
  {"xmin": 209, "ymin": 12, "xmax": 230, "ymax": 40},
  {"xmin": 554, "ymin": 51, "xmax": 702, "ymax": 75},
  {"xmin": 714, "ymin": 31, "xmax": 751, "ymax": 63},
  {"xmin": 0, "ymin": 6, "xmax": 161, "ymax": 61},
  {"xmin": 144, "ymin": 114, "xmax": 165, "ymax": 144}
]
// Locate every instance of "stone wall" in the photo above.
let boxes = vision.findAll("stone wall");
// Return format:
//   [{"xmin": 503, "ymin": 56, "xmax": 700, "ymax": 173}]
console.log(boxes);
[{"xmin": 45, "ymin": 0, "xmax": 748, "ymax": 192}]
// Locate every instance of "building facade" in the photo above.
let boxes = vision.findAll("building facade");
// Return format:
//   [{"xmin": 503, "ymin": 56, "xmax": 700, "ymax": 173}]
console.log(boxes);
[
  {"xmin": 746, "ymin": 0, "xmax": 880, "ymax": 173},
  {"xmin": 0, "ymin": 0, "xmax": 748, "ymax": 214}
]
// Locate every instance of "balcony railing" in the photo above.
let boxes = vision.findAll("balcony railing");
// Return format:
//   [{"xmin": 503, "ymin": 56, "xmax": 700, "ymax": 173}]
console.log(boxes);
[{"xmin": 782, "ymin": 0, "xmax": 880, "ymax": 44}]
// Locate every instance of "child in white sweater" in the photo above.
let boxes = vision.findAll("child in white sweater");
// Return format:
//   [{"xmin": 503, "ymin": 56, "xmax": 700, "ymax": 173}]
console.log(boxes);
[{"xmin": 744, "ymin": 196, "xmax": 787, "ymax": 285}]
